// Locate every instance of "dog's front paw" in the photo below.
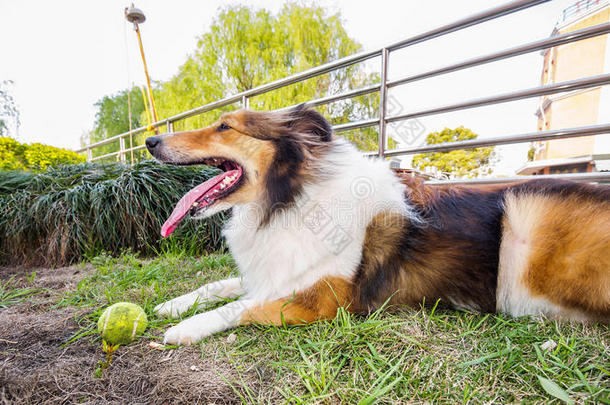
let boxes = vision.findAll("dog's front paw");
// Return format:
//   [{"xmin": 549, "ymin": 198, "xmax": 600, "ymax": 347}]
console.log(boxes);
[
  {"xmin": 163, "ymin": 320, "xmax": 205, "ymax": 346},
  {"xmin": 154, "ymin": 293, "xmax": 199, "ymax": 318}
]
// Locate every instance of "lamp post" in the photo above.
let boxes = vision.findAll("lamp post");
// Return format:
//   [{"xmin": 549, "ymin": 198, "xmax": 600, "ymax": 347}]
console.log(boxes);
[{"xmin": 125, "ymin": 4, "xmax": 159, "ymax": 133}]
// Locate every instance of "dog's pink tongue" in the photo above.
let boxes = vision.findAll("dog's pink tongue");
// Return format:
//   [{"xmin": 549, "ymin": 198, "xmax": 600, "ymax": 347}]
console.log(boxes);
[{"xmin": 161, "ymin": 172, "xmax": 230, "ymax": 237}]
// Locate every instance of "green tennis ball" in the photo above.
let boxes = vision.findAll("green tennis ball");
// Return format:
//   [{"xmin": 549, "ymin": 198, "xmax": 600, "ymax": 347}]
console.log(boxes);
[{"xmin": 98, "ymin": 302, "xmax": 148, "ymax": 346}]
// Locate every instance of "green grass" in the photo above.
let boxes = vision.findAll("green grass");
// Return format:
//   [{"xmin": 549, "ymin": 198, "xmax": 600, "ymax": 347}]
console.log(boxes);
[
  {"xmin": 57, "ymin": 251, "xmax": 237, "ymax": 344},
  {"xmin": 0, "ymin": 161, "xmax": 227, "ymax": 266},
  {"xmin": 0, "ymin": 276, "xmax": 40, "ymax": 308},
  {"xmin": 58, "ymin": 252, "xmax": 609, "ymax": 403}
]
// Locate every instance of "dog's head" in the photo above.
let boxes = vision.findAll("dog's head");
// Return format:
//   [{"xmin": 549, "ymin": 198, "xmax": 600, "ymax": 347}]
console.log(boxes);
[{"xmin": 147, "ymin": 105, "xmax": 333, "ymax": 236}]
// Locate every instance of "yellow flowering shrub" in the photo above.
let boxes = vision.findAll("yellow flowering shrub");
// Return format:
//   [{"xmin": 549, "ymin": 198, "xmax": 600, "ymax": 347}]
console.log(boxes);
[
  {"xmin": 0, "ymin": 137, "xmax": 85, "ymax": 171},
  {"xmin": 0, "ymin": 137, "xmax": 26, "ymax": 170}
]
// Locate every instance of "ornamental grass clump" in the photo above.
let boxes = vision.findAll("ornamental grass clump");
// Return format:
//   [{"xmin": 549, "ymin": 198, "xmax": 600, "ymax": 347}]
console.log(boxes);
[{"xmin": 0, "ymin": 160, "xmax": 226, "ymax": 266}]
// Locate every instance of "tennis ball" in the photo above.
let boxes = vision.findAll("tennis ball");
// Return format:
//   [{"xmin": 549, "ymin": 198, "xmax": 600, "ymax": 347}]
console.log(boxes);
[{"xmin": 97, "ymin": 302, "xmax": 148, "ymax": 346}]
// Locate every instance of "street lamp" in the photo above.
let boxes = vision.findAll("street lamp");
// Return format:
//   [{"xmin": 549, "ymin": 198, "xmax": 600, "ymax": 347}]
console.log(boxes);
[{"xmin": 125, "ymin": 4, "xmax": 159, "ymax": 133}]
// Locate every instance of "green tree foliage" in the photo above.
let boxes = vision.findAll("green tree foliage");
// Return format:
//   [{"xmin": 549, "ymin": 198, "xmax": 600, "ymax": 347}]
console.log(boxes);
[
  {"xmin": 527, "ymin": 143, "xmax": 536, "ymax": 161},
  {"xmin": 0, "ymin": 80, "xmax": 20, "ymax": 137},
  {"xmin": 92, "ymin": 3, "xmax": 380, "ymax": 154},
  {"xmin": 0, "ymin": 137, "xmax": 85, "ymax": 171},
  {"xmin": 155, "ymin": 4, "xmax": 379, "ymax": 150},
  {"xmin": 412, "ymin": 127, "xmax": 494, "ymax": 179},
  {"xmin": 88, "ymin": 87, "xmax": 146, "ymax": 157}
]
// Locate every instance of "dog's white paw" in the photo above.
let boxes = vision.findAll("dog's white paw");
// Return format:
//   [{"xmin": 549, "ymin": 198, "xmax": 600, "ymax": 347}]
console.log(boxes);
[
  {"xmin": 161, "ymin": 300, "xmax": 253, "ymax": 345},
  {"xmin": 163, "ymin": 319, "xmax": 207, "ymax": 345},
  {"xmin": 154, "ymin": 293, "xmax": 199, "ymax": 318}
]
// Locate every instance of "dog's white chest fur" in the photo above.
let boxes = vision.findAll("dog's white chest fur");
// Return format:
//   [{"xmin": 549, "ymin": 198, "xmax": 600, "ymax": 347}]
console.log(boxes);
[{"xmin": 223, "ymin": 142, "xmax": 410, "ymax": 302}]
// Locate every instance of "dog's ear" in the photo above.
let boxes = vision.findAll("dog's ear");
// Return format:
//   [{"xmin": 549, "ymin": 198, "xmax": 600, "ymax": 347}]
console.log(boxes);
[{"xmin": 287, "ymin": 104, "xmax": 333, "ymax": 142}]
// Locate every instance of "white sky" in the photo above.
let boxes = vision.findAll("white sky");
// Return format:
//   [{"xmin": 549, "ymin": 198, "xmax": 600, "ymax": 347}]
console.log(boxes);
[{"xmin": 0, "ymin": 0, "xmax": 576, "ymax": 175}]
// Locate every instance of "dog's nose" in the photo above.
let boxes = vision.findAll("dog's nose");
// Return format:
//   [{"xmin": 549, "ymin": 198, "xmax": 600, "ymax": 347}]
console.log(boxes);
[{"xmin": 146, "ymin": 136, "xmax": 161, "ymax": 151}]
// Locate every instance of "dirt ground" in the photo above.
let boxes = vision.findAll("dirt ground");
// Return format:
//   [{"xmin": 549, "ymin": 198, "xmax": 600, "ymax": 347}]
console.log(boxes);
[{"xmin": 0, "ymin": 266, "xmax": 268, "ymax": 404}]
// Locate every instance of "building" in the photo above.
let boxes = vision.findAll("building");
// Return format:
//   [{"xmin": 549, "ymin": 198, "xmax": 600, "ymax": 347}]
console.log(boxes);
[{"xmin": 517, "ymin": 0, "xmax": 610, "ymax": 175}]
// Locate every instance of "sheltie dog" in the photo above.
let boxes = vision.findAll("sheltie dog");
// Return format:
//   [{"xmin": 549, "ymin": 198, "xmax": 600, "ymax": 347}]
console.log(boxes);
[{"xmin": 146, "ymin": 105, "xmax": 609, "ymax": 345}]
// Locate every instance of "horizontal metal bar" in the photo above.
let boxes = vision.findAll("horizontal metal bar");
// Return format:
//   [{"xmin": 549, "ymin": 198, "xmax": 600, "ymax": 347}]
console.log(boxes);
[
  {"xmin": 223, "ymin": 2, "xmax": 541, "ymax": 103},
  {"xmin": 332, "ymin": 118, "xmax": 379, "ymax": 133},
  {"xmin": 276, "ymin": 84, "xmax": 381, "ymax": 113},
  {"xmin": 386, "ymin": 0, "xmax": 549, "ymax": 52},
  {"xmin": 80, "ymin": 83, "xmax": 383, "ymax": 153},
  {"xmin": 388, "ymin": 22, "xmax": 610, "ymax": 89},
  {"xmin": 78, "ymin": 0, "xmax": 546, "ymax": 156},
  {"xmin": 90, "ymin": 145, "xmax": 147, "ymax": 162},
  {"xmin": 166, "ymin": 94, "xmax": 244, "ymax": 122},
  {"xmin": 89, "ymin": 150, "xmax": 121, "ymax": 162},
  {"xmin": 387, "ymin": 73, "xmax": 610, "ymax": 123},
  {"xmin": 76, "ymin": 128, "xmax": 146, "ymax": 151},
  {"xmin": 123, "ymin": 144, "xmax": 146, "ymax": 154},
  {"xmin": 89, "ymin": 117, "xmax": 383, "ymax": 160},
  {"xmin": 168, "ymin": 57, "xmax": 385, "ymax": 123},
  {"xmin": 94, "ymin": 115, "xmax": 384, "ymax": 157},
  {"xmin": 307, "ymin": 84, "xmax": 380, "ymax": 108},
  {"xmin": 425, "ymin": 172, "xmax": 610, "ymax": 185},
  {"xmin": 384, "ymin": 123, "xmax": 610, "ymax": 156}
]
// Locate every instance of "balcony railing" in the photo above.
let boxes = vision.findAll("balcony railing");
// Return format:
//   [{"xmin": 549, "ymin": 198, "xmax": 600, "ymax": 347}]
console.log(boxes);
[
  {"xmin": 560, "ymin": 0, "xmax": 607, "ymax": 24},
  {"xmin": 75, "ymin": 0, "xmax": 610, "ymax": 185}
]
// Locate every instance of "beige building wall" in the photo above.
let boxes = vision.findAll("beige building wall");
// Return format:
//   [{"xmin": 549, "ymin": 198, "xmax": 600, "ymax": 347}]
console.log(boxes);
[{"xmin": 534, "ymin": 5, "xmax": 609, "ymax": 161}]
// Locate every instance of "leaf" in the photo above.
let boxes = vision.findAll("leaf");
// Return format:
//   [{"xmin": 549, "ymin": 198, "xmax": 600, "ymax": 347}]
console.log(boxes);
[{"xmin": 537, "ymin": 376, "xmax": 573, "ymax": 404}]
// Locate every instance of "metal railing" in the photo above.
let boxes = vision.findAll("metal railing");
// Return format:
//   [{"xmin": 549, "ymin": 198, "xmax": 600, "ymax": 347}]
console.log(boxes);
[
  {"xmin": 560, "ymin": 0, "xmax": 606, "ymax": 24},
  {"xmin": 76, "ymin": 0, "xmax": 610, "ymax": 184}
]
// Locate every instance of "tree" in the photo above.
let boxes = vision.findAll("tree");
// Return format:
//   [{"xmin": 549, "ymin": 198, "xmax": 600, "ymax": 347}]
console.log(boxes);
[
  {"xmin": 412, "ymin": 127, "xmax": 494, "ymax": 179},
  {"xmin": 91, "ymin": 3, "xmax": 380, "ymax": 155},
  {"xmin": 89, "ymin": 87, "xmax": 146, "ymax": 158},
  {"xmin": 154, "ymin": 4, "xmax": 379, "ymax": 150},
  {"xmin": 0, "ymin": 80, "xmax": 20, "ymax": 138}
]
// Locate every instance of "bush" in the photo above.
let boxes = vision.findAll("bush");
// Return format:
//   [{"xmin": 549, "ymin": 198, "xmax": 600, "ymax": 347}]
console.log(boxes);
[
  {"xmin": 0, "ymin": 137, "xmax": 85, "ymax": 171},
  {"xmin": 0, "ymin": 137, "xmax": 26, "ymax": 170},
  {"xmin": 0, "ymin": 160, "xmax": 226, "ymax": 266}
]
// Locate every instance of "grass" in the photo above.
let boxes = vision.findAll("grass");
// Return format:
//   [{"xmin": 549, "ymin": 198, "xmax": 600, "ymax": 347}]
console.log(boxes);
[
  {"xmin": 49, "ymin": 251, "xmax": 610, "ymax": 404},
  {"xmin": 0, "ymin": 276, "xmax": 39, "ymax": 308},
  {"xmin": 0, "ymin": 161, "xmax": 227, "ymax": 266}
]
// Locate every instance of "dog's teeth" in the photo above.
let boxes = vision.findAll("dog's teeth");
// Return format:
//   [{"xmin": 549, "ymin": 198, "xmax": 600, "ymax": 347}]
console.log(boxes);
[
  {"xmin": 192, "ymin": 202, "xmax": 199, "ymax": 207},
  {"xmin": 220, "ymin": 184, "xmax": 226, "ymax": 189}
]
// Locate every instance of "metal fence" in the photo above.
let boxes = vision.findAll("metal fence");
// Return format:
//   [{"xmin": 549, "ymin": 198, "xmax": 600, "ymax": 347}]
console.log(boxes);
[
  {"xmin": 560, "ymin": 0, "xmax": 604, "ymax": 23},
  {"xmin": 75, "ymin": 0, "xmax": 610, "ymax": 185}
]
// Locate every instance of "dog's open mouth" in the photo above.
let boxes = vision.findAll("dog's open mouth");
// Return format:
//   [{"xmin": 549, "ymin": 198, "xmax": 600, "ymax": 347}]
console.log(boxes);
[{"xmin": 161, "ymin": 158, "xmax": 243, "ymax": 237}]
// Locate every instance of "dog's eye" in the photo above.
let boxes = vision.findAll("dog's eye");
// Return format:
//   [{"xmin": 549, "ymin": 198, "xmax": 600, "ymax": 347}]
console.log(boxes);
[{"xmin": 217, "ymin": 123, "xmax": 231, "ymax": 132}]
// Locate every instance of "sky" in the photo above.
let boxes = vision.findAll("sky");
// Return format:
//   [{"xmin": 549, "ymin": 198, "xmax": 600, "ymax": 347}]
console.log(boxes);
[{"xmin": 0, "ymin": 0, "xmax": 578, "ymax": 175}]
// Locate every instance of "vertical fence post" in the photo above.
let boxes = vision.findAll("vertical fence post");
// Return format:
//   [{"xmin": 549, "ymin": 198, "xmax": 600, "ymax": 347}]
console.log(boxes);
[
  {"xmin": 86, "ymin": 147, "xmax": 92, "ymax": 162},
  {"xmin": 167, "ymin": 121, "xmax": 173, "ymax": 133},
  {"xmin": 378, "ymin": 48, "xmax": 389, "ymax": 158},
  {"xmin": 128, "ymin": 130, "xmax": 134, "ymax": 165},
  {"xmin": 242, "ymin": 95, "xmax": 249, "ymax": 109},
  {"xmin": 119, "ymin": 135, "xmax": 126, "ymax": 163}
]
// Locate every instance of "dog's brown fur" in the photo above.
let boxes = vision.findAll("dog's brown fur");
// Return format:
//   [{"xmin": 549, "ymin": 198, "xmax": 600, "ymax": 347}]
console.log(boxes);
[
  {"xmin": 241, "ymin": 177, "xmax": 610, "ymax": 324},
  {"xmin": 150, "ymin": 107, "xmax": 610, "ymax": 326}
]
